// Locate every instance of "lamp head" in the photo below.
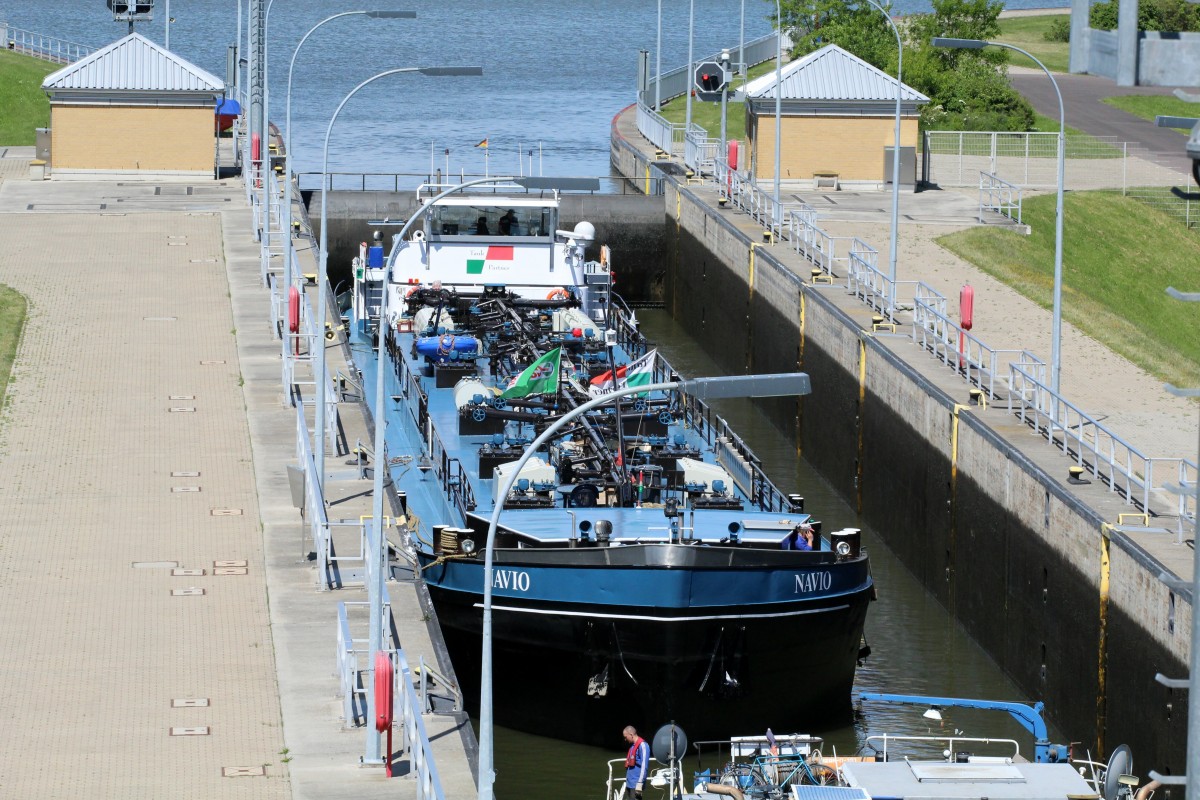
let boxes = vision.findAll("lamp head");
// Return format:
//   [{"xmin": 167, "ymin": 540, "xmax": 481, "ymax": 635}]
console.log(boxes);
[
  {"xmin": 923, "ymin": 705, "xmax": 943, "ymax": 722},
  {"xmin": 417, "ymin": 66, "xmax": 484, "ymax": 77},
  {"xmin": 931, "ymin": 37, "xmax": 989, "ymax": 49},
  {"xmin": 365, "ymin": 10, "xmax": 417, "ymax": 18}
]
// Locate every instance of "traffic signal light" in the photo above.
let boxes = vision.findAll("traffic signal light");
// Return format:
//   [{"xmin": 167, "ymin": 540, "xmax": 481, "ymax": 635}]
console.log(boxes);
[{"xmin": 693, "ymin": 61, "xmax": 729, "ymax": 102}]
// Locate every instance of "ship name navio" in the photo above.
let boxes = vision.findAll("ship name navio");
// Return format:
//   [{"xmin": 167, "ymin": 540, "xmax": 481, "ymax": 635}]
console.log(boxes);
[
  {"xmin": 794, "ymin": 571, "xmax": 832, "ymax": 594},
  {"xmin": 493, "ymin": 569, "xmax": 531, "ymax": 592}
]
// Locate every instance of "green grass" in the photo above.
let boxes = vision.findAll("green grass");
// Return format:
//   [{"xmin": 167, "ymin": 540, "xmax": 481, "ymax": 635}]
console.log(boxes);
[
  {"xmin": 937, "ymin": 190, "xmax": 1200, "ymax": 387},
  {"xmin": 0, "ymin": 50, "xmax": 54, "ymax": 146},
  {"xmin": 1101, "ymin": 94, "xmax": 1200, "ymax": 131},
  {"xmin": 995, "ymin": 13, "xmax": 1071, "ymax": 74},
  {"xmin": 0, "ymin": 286, "xmax": 27, "ymax": 409}
]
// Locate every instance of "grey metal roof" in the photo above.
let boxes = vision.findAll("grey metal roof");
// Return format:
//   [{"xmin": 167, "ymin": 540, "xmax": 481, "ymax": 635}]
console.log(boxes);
[
  {"xmin": 744, "ymin": 44, "xmax": 927, "ymax": 104},
  {"xmin": 42, "ymin": 33, "xmax": 223, "ymax": 94}
]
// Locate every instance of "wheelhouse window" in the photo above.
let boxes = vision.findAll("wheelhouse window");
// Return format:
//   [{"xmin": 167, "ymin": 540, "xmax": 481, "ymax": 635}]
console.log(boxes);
[{"xmin": 429, "ymin": 205, "xmax": 554, "ymax": 239}]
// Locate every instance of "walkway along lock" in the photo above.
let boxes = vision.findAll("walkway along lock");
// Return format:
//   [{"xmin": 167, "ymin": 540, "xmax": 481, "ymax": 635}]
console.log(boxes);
[{"xmin": 374, "ymin": 651, "xmax": 394, "ymax": 776}]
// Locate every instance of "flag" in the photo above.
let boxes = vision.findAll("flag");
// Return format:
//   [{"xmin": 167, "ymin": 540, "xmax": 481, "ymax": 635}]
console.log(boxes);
[
  {"xmin": 476, "ymin": 138, "xmax": 489, "ymax": 149},
  {"xmin": 499, "ymin": 348, "xmax": 561, "ymax": 400},
  {"xmin": 588, "ymin": 364, "xmax": 627, "ymax": 398},
  {"xmin": 621, "ymin": 349, "xmax": 656, "ymax": 391}
]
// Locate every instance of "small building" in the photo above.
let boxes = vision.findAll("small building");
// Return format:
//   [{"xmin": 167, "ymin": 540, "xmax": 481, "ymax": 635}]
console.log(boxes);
[
  {"xmin": 41, "ymin": 33, "xmax": 224, "ymax": 178},
  {"xmin": 744, "ymin": 44, "xmax": 928, "ymax": 190}
]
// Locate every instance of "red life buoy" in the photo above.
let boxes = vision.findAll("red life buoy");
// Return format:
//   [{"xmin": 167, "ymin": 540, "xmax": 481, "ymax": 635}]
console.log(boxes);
[
  {"xmin": 287, "ymin": 286, "xmax": 300, "ymax": 334},
  {"xmin": 546, "ymin": 287, "xmax": 570, "ymax": 301}
]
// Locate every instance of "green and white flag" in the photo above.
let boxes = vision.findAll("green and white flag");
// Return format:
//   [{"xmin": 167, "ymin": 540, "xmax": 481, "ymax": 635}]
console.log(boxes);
[
  {"xmin": 499, "ymin": 347, "xmax": 562, "ymax": 399},
  {"xmin": 620, "ymin": 349, "xmax": 656, "ymax": 391}
]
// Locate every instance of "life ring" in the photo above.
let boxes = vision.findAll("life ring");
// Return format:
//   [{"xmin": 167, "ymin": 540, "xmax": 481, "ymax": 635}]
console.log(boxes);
[
  {"xmin": 405, "ymin": 286, "xmax": 420, "ymax": 298},
  {"xmin": 546, "ymin": 287, "xmax": 570, "ymax": 301}
]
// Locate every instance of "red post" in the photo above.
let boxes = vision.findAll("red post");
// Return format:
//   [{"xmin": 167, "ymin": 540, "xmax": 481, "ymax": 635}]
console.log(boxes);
[
  {"xmin": 959, "ymin": 284, "xmax": 975, "ymax": 370},
  {"xmin": 374, "ymin": 652, "xmax": 394, "ymax": 776}
]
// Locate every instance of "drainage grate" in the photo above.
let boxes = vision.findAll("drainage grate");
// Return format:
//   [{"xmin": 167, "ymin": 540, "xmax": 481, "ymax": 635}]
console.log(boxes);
[
  {"xmin": 170, "ymin": 726, "xmax": 210, "ymax": 736},
  {"xmin": 222, "ymin": 766, "xmax": 266, "ymax": 777},
  {"xmin": 168, "ymin": 242, "xmax": 189, "ymax": 247},
  {"xmin": 169, "ymin": 395, "xmax": 196, "ymax": 401},
  {"xmin": 144, "ymin": 316, "xmax": 177, "ymax": 322},
  {"xmin": 132, "ymin": 561, "xmax": 178, "ymax": 569},
  {"xmin": 172, "ymin": 698, "xmax": 209, "ymax": 708},
  {"xmin": 214, "ymin": 567, "xmax": 248, "ymax": 576},
  {"xmin": 172, "ymin": 568, "xmax": 205, "ymax": 577},
  {"xmin": 171, "ymin": 588, "xmax": 205, "ymax": 596},
  {"xmin": 210, "ymin": 508, "xmax": 242, "ymax": 516},
  {"xmin": 168, "ymin": 407, "xmax": 196, "ymax": 413},
  {"xmin": 189, "ymin": 258, "xmax": 218, "ymax": 263},
  {"xmin": 172, "ymin": 471, "xmax": 200, "ymax": 477},
  {"xmin": 214, "ymin": 560, "xmax": 247, "ymax": 568},
  {"xmin": 171, "ymin": 486, "xmax": 201, "ymax": 493},
  {"xmin": 200, "ymin": 360, "xmax": 226, "ymax": 365}
]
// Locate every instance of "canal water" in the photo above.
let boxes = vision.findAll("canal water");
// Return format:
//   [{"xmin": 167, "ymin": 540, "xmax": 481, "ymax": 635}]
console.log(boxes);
[
  {"xmin": 20, "ymin": 0, "xmax": 1065, "ymax": 181},
  {"xmin": 484, "ymin": 310, "xmax": 1066, "ymax": 800}
]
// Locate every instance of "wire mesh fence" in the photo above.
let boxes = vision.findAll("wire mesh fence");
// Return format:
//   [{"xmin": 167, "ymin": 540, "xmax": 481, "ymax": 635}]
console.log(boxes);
[{"xmin": 924, "ymin": 130, "xmax": 1197, "ymax": 229}]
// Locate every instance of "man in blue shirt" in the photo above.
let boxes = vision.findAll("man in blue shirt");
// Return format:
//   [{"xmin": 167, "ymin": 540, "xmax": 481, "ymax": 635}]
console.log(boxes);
[{"xmin": 623, "ymin": 725, "xmax": 650, "ymax": 799}]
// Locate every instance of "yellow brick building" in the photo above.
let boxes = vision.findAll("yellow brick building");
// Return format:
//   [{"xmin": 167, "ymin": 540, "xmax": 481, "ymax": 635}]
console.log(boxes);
[
  {"xmin": 41, "ymin": 33, "xmax": 223, "ymax": 178},
  {"xmin": 744, "ymin": 44, "xmax": 927, "ymax": 190}
]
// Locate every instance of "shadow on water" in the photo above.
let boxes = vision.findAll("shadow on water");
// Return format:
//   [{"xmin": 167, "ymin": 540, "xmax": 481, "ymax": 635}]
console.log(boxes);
[{"xmin": 481, "ymin": 310, "xmax": 1064, "ymax": 800}]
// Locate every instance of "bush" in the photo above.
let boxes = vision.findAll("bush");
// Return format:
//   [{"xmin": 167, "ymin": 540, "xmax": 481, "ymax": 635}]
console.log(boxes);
[
  {"xmin": 1044, "ymin": 17, "xmax": 1071, "ymax": 42},
  {"xmin": 1090, "ymin": 0, "xmax": 1200, "ymax": 31}
]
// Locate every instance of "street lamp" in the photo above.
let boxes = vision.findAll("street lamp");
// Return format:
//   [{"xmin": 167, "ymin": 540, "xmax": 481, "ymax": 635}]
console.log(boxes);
[
  {"xmin": 360, "ymin": 173, "xmax": 595, "ymax": 776},
  {"xmin": 282, "ymin": 11, "xmax": 415, "ymax": 299},
  {"xmin": 655, "ymin": 0, "xmax": 662, "ymax": 111},
  {"xmin": 477, "ymin": 372, "xmax": 812, "ymax": 800},
  {"xmin": 315, "ymin": 65, "xmax": 481, "ymax": 517},
  {"xmin": 932, "ymin": 37, "xmax": 1066, "ymax": 397},
  {"xmin": 774, "ymin": 0, "xmax": 783, "ymax": 227},
  {"xmin": 319, "ymin": 69, "xmax": 483, "ymax": 766},
  {"xmin": 686, "ymin": 0, "xmax": 695, "ymax": 131},
  {"xmin": 858, "ymin": 0, "xmax": 904, "ymax": 315}
]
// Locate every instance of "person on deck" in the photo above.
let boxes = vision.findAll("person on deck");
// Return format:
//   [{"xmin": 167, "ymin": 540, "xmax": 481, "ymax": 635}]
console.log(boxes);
[
  {"xmin": 498, "ymin": 208, "xmax": 518, "ymax": 235},
  {"xmin": 623, "ymin": 725, "xmax": 650, "ymax": 800},
  {"xmin": 783, "ymin": 523, "xmax": 814, "ymax": 551}
]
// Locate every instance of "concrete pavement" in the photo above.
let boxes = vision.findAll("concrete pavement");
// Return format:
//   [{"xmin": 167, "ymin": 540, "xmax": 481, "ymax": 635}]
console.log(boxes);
[{"xmin": 0, "ymin": 155, "xmax": 474, "ymax": 798}]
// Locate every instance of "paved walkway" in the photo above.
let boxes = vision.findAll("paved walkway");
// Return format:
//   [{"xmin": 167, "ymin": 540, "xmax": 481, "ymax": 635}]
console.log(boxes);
[{"xmin": 0, "ymin": 152, "xmax": 474, "ymax": 798}]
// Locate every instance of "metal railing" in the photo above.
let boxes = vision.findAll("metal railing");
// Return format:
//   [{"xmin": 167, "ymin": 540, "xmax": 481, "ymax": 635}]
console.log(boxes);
[
  {"xmin": 336, "ymin": 602, "xmax": 449, "ymax": 799},
  {"xmin": 295, "ymin": 400, "xmax": 336, "ymax": 589},
  {"xmin": 684, "ymin": 128, "xmax": 720, "ymax": 174},
  {"xmin": 296, "ymin": 171, "xmax": 629, "ymax": 194},
  {"xmin": 979, "ymin": 171, "xmax": 1022, "ymax": 224},
  {"xmin": 706, "ymin": 142, "xmax": 1198, "ymax": 523},
  {"xmin": 3, "ymin": 24, "xmax": 93, "ymax": 64}
]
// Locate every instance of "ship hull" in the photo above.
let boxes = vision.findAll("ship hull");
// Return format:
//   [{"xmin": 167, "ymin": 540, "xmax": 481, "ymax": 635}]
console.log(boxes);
[{"xmin": 420, "ymin": 550, "xmax": 872, "ymax": 746}]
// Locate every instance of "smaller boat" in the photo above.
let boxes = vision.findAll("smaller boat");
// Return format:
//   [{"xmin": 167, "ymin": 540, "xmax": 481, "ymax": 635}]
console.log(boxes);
[
  {"xmin": 214, "ymin": 98, "xmax": 240, "ymax": 134},
  {"xmin": 603, "ymin": 695, "xmax": 1149, "ymax": 800}
]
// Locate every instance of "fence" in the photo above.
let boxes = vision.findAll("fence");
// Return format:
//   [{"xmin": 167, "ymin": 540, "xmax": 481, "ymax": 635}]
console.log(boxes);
[
  {"xmin": 925, "ymin": 130, "xmax": 1196, "ymax": 229},
  {"xmin": 706, "ymin": 139, "xmax": 1197, "ymax": 529},
  {"xmin": 3, "ymin": 24, "xmax": 93, "ymax": 64}
]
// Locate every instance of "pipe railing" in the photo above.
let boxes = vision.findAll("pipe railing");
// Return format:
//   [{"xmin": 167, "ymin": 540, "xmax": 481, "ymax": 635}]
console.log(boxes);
[
  {"xmin": 3, "ymin": 24, "xmax": 93, "ymax": 64},
  {"xmin": 295, "ymin": 400, "xmax": 334, "ymax": 588},
  {"xmin": 979, "ymin": 171, "xmax": 1023, "ymax": 224}
]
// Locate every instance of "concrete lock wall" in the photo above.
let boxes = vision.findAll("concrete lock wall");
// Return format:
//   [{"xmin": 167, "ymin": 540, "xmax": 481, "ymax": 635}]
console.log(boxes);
[
  {"xmin": 1081, "ymin": 27, "xmax": 1200, "ymax": 86},
  {"xmin": 307, "ymin": 190, "xmax": 666, "ymax": 301},
  {"xmin": 650, "ymin": 163, "xmax": 1189, "ymax": 771}
]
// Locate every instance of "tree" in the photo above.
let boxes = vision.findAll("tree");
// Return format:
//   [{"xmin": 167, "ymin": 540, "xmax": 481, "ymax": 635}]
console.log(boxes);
[{"xmin": 775, "ymin": 0, "xmax": 1033, "ymax": 133}]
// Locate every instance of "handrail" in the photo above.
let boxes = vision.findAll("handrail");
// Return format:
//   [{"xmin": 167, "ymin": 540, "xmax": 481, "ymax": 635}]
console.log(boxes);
[
  {"xmin": 396, "ymin": 639, "xmax": 449, "ymax": 799},
  {"xmin": 3, "ymin": 24, "xmax": 93, "ymax": 64},
  {"xmin": 979, "ymin": 171, "xmax": 1023, "ymax": 224},
  {"xmin": 864, "ymin": 734, "xmax": 1021, "ymax": 761}
]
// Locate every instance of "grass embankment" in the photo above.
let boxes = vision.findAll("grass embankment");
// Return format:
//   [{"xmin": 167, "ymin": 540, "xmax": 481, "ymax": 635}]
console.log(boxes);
[
  {"xmin": 937, "ymin": 191, "xmax": 1200, "ymax": 388},
  {"xmin": 994, "ymin": 13, "xmax": 1071, "ymax": 74},
  {"xmin": 0, "ymin": 50, "xmax": 54, "ymax": 146},
  {"xmin": 1102, "ymin": 94, "xmax": 1199, "ymax": 131},
  {"xmin": 0, "ymin": 287, "xmax": 27, "ymax": 408}
]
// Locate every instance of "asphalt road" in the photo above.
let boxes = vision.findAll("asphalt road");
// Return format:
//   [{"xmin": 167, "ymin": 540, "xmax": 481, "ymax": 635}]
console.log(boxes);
[{"xmin": 1010, "ymin": 67, "xmax": 1196, "ymax": 172}]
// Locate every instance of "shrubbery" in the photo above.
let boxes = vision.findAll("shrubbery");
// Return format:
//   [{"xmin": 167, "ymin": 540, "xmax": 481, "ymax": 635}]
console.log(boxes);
[
  {"xmin": 778, "ymin": 0, "xmax": 1036, "ymax": 133},
  {"xmin": 1044, "ymin": 17, "xmax": 1071, "ymax": 41},
  {"xmin": 1089, "ymin": 0, "xmax": 1200, "ymax": 31}
]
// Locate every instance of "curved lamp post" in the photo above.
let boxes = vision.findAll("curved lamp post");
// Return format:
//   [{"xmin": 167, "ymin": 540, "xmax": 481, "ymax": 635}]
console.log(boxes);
[
  {"xmin": 282, "ymin": 11, "xmax": 415, "ymax": 295},
  {"xmin": 774, "ymin": 0, "xmax": 782, "ymax": 227},
  {"xmin": 315, "ymin": 65, "xmax": 481, "ymax": 503},
  {"xmin": 857, "ymin": 0, "xmax": 904, "ymax": 314},
  {"xmin": 316, "ymin": 66, "xmax": 483, "ymax": 767},
  {"xmin": 477, "ymin": 372, "xmax": 812, "ymax": 800},
  {"xmin": 932, "ymin": 38, "xmax": 1065, "ymax": 397}
]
